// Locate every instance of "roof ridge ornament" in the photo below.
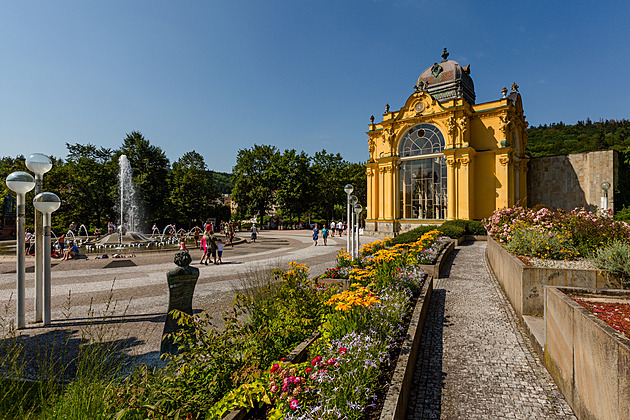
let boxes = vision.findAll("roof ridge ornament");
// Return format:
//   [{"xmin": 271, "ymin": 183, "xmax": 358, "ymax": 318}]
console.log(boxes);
[
  {"xmin": 441, "ymin": 47, "xmax": 449, "ymax": 62},
  {"xmin": 511, "ymin": 82, "xmax": 519, "ymax": 93}
]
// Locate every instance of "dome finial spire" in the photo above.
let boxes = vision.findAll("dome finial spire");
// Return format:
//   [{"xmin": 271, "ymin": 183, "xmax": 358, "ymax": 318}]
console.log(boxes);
[{"xmin": 441, "ymin": 47, "xmax": 449, "ymax": 62}]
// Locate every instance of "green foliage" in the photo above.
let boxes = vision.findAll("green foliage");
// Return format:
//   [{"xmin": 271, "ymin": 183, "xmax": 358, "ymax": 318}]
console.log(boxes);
[
  {"xmin": 614, "ymin": 205, "xmax": 630, "ymax": 222},
  {"xmin": 436, "ymin": 224, "xmax": 466, "ymax": 239},
  {"xmin": 389, "ymin": 222, "xmax": 465, "ymax": 246},
  {"xmin": 441, "ymin": 219, "xmax": 487, "ymax": 235},
  {"xmin": 590, "ymin": 241, "xmax": 630, "ymax": 285},
  {"xmin": 505, "ymin": 228, "xmax": 578, "ymax": 260},
  {"xmin": 170, "ymin": 150, "xmax": 217, "ymax": 226},
  {"xmin": 231, "ymin": 144, "xmax": 281, "ymax": 223},
  {"xmin": 212, "ymin": 171, "xmax": 234, "ymax": 194},
  {"xmin": 273, "ymin": 149, "xmax": 313, "ymax": 218}
]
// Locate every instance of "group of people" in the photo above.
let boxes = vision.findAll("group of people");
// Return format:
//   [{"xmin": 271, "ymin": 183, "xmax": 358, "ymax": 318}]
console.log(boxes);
[
  {"xmin": 311, "ymin": 220, "xmax": 349, "ymax": 246},
  {"xmin": 177, "ymin": 225, "xmax": 230, "ymax": 265}
]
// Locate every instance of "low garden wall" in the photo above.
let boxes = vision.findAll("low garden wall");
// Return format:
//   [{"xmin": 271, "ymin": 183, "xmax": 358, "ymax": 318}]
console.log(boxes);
[
  {"xmin": 544, "ymin": 286, "xmax": 630, "ymax": 420},
  {"xmin": 486, "ymin": 236, "xmax": 612, "ymax": 318}
]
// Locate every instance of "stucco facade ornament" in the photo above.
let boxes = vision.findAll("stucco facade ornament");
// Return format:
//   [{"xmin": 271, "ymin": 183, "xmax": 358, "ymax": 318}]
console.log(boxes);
[
  {"xmin": 499, "ymin": 155, "xmax": 510, "ymax": 166},
  {"xmin": 499, "ymin": 115, "xmax": 512, "ymax": 139},
  {"xmin": 447, "ymin": 116, "xmax": 457, "ymax": 137},
  {"xmin": 458, "ymin": 157, "xmax": 471, "ymax": 166}
]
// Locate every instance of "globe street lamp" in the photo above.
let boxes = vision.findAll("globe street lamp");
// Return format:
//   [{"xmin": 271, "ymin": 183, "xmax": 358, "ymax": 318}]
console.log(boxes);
[
  {"xmin": 349, "ymin": 195, "xmax": 357, "ymax": 258},
  {"xmin": 354, "ymin": 202, "xmax": 362, "ymax": 259},
  {"xmin": 6, "ymin": 171, "xmax": 36, "ymax": 329},
  {"xmin": 601, "ymin": 181, "xmax": 611, "ymax": 212},
  {"xmin": 344, "ymin": 184, "xmax": 353, "ymax": 253},
  {"xmin": 33, "ymin": 192, "xmax": 61, "ymax": 325},
  {"xmin": 25, "ymin": 153, "xmax": 53, "ymax": 323}
]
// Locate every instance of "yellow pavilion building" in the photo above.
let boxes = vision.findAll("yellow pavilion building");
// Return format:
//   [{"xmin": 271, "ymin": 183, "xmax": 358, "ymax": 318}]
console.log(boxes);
[{"xmin": 365, "ymin": 48, "xmax": 528, "ymax": 234}]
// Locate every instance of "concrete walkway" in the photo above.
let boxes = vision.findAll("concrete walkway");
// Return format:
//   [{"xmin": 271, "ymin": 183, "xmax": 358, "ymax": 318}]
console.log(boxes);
[{"xmin": 406, "ymin": 241, "xmax": 576, "ymax": 419}]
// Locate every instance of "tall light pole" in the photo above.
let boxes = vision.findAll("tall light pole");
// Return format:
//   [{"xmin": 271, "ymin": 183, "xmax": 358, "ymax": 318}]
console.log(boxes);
[
  {"xmin": 6, "ymin": 172, "xmax": 35, "ymax": 329},
  {"xmin": 349, "ymin": 195, "xmax": 357, "ymax": 258},
  {"xmin": 354, "ymin": 202, "xmax": 362, "ymax": 259},
  {"xmin": 25, "ymin": 153, "xmax": 53, "ymax": 323},
  {"xmin": 33, "ymin": 192, "xmax": 61, "ymax": 325},
  {"xmin": 344, "ymin": 184, "xmax": 353, "ymax": 254}
]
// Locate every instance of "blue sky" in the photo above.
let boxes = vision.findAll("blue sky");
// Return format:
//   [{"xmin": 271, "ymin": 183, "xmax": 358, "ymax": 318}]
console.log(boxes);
[{"xmin": 1, "ymin": 1, "xmax": 628, "ymax": 173}]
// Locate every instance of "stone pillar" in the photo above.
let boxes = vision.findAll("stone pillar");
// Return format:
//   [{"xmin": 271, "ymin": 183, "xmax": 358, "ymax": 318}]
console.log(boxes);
[
  {"xmin": 446, "ymin": 156, "xmax": 457, "ymax": 220},
  {"xmin": 161, "ymin": 251, "xmax": 199, "ymax": 356}
]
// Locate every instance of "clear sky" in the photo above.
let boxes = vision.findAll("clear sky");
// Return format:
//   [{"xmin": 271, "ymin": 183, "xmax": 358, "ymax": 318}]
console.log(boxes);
[{"xmin": 1, "ymin": 1, "xmax": 628, "ymax": 173}]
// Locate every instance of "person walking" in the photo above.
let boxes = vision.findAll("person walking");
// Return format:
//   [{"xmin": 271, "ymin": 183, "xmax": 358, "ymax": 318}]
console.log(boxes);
[
  {"xmin": 193, "ymin": 227, "xmax": 200, "ymax": 248},
  {"xmin": 25, "ymin": 229, "xmax": 33, "ymax": 255},
  {"xmin": 199, "ymin": 231, "xmax": 209, "ymax": 265},
  {"xmin": 336, "ymin": 220, "xmax": 343, "ymax": 236},
  {"xmin": 322, "ymin": 225, "xmax": 329, "ymax": 246},
  {"xmin": 250, "ymin": 223, "xmax": 258, "ymax": 243},
  {"xmin": 312, "ymin": 223, "xmax": 319, "ymax": 246},
  {"xmin": 208, "ymin": 230, "xmax": 218, "ymax": 264},
  {"xmin": 330, "ymin": 220, "xmax": 336, "ymax": 237},
  {"xmin": 216, "ymin": 239, "xmax": 225, "ymax": 264}
]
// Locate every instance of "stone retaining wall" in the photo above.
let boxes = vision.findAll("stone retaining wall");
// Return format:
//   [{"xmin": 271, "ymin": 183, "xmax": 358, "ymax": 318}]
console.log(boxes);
[
  {"xmin": 544, "ymin": 286, "xmax": 630, "ymax": 420},
  {"xmin": 486, "ymin": 236, "xmax": 613, "ymax": 318}
]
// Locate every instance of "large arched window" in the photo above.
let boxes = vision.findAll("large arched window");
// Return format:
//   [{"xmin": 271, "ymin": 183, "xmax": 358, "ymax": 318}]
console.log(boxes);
[{"xmin": 399, "ymin": 124, "xmax": 447, "ymax": 219}]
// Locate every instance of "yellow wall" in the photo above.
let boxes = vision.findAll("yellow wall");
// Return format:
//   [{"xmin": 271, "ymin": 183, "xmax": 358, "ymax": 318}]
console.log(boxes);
[{"xmin": 365, "ymin": 91, "xmax": 528, "ymax": 234}]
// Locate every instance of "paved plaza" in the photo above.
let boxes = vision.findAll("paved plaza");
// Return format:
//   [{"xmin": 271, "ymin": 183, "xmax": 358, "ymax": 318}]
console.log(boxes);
[
  {"xmin": 0, "ymin": 230, "xmax": 358, "ymax": 367},
  {"xmin": 406, "ymin": 241, "xmax": 576, "ymax": 419}
]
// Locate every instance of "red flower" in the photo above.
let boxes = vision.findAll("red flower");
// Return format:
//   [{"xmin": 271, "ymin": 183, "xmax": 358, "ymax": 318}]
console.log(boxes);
[
  {"xmin": 270, "ymin": 364, "xmax": 279, "ymax": 373},
  {"xmin": 280, "ymin": 357, "xmax": 286, "ymax": 362},
  {"xmin": 289, "ymin": 399, "xmax": 299, "ymax": 410},
  {"xmin": 305, "ymin": 367, "xmax": 312, "ymax": 374},
  {"xmin": 338, "ymin": 347, "xmax": 347, "ymax": 355}
]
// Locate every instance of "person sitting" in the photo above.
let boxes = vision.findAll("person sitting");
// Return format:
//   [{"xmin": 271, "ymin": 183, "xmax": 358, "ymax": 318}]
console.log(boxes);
[
  {"xmin": 61, "ymin": 241, "xmax": 80, "ymax": 261},
  {"xmin": 93, "ymin": 227, "xmax": 102, "ymax": 238}
]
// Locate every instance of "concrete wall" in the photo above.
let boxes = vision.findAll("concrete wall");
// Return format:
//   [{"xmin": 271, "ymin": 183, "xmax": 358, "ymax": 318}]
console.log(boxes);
[
  {"xmin": 528, "ymin": 150, "xmax": 617, "ymax": 212},
  {"xmin": 544, "ymin": 286, "xmax": 630, "ymax": 420},
  {"xmin": 486, "ymin": 236, "xmax": 614, "ymax": 318}
]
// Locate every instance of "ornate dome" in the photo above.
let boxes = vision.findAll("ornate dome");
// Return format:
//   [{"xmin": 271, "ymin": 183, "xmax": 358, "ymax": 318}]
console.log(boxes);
[{"xmin": 415, "ymin": 48, "xmax": 476, "ymax": 104}]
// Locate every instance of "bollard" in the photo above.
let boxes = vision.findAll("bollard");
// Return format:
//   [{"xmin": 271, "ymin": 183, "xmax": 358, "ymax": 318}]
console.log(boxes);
[{"xmin": 160, "ymin": 250, "xmax": 199, "ymax": 355}]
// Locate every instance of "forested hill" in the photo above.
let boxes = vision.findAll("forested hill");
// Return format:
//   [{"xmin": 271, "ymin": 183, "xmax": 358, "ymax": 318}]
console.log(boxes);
[
  {"xmin": 212, "ymin": 171, "xmax": 233, "ymax": 194},
  {"xmin": 526, "ymin": 119, "xmax": 630, "ymax": 158}
]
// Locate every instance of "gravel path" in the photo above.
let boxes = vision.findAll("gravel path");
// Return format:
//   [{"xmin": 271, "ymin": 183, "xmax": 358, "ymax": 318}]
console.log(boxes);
[{"xmin": 406, "ymin": 241, "xmax": 576, "ymax": 419}]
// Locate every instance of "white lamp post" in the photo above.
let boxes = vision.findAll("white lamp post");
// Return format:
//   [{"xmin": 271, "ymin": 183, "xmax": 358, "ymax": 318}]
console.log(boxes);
[
  {"xmin": 6, "ymin": 171, "xmax": 36, "ymax": 329},
  {"xmin": 601, "ymin": 181, "xmax": 611, "ymax": 212},
  {"xmin": 33, "ymin": 192, "xmax": 61, "ymax": 325},
  {"xmin": 25, "ymin": 153, "xmax": 53, "ymax": 323},
  {"xmin": 344, "ymin": 184, "xmax": 353, "ymax": 253},
  {"xmin": 349, "ymin": 195, "xmax": 357, "ymax": 258},
  {"xmin": 354, "ymin": 202, "xmax": 362, "ymax": 259}
]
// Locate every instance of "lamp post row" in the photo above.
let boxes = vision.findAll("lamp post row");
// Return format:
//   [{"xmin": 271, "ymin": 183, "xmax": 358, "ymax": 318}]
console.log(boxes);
[
  {"xmin": 344, "ymin": 184, "xmax": 363, "ymax": 260},
  {"xmin": 5, "ymin": 154, "xmax": 59, "ymax": 329}
]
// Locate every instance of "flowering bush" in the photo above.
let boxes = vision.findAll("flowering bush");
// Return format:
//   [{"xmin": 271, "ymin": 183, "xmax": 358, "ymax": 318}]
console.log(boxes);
[
  {"xmin": 484, "ymin": 206, "xmax": 630, "ymax": 259},
  {"xmin": 319, "ymin": 266, "xmax": 351, "ymax": 279},
  {"xmin": 589, "ymin": 240, "xmax": 630, "ymax": 285}
]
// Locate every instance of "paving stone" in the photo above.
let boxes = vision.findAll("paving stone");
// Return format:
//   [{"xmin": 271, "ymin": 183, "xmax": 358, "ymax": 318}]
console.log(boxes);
[{"xmin": 406, "ymin": 241, "xmax": 576, "ymax": 419}]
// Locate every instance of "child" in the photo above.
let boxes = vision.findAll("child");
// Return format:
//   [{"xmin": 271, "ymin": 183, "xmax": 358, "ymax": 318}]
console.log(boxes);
[
  {"xmin": 179, "ymin": 238, "xmax": 188, "ymax": 252},
  {"xmin": 216, "ymin": 239, "xmax": 225, "ymax": 264}
]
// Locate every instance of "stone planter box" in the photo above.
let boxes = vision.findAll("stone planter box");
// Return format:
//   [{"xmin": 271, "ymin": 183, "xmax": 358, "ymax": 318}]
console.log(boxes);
[
  {"xmin": 224, "ymin": 277, "xmax": 435, "ymax": 420},
  {"xmin": 544, "ymin": 286, "xmax": 630, "ymax": 420},
  {"xmin": 486, "ymin": 236, "xmax": 615, "ymax": 318},
  {"xmin": 417, "ymin": 240, "xmax": 455, "ymax": 278}
]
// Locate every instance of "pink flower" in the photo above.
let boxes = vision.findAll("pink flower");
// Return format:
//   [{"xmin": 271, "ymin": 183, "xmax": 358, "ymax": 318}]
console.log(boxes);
[
  {"xmin": 270, "ymin": 385, "xmax": 279, "ymax": 393},
  {"xmin": 311, "ymin": 356, "xmax": 322, "ymax": 366},
  {"xmin": 339, "ymin": 347, "xmax": 347, "ymax": 355},
  {"xmin": 305, "ymin": 367, "xmax": 312, "ymax": 374},
  {"xmin": 270, "ymin": 364, "xmax": 279, "ymax": 373},
  {"xmin": 289, "ymin": 399, "xmax": 299, "ymax": 410},
  {"xmin": 326, "ymin": 358, "xmax": 336, "ymax": 365},
  {"xmin": 293, "ymin": 376, "xmax": 302, "ymax": 385},
  {"xmin": 288, "ymin": 375, "xmax": 296, "ymax": 383},
  {"xmin": 282, "ymin": 384, "xmax": 289, "ymax": 392}
]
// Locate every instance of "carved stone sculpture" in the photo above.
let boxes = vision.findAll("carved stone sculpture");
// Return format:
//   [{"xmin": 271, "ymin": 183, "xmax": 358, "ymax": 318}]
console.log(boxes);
[{"xmin": 160, "ymin": 250, "xmax": 199, "ymax": 355}]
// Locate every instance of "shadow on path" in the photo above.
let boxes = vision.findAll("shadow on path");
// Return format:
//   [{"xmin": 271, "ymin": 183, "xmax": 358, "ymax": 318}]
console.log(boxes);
[{"xmin": 405, "ymin": 288, "xmax": 447, "ymax": 419}]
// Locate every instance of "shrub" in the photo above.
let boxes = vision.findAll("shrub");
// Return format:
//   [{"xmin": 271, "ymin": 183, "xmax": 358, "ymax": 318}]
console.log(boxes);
[
  {"xmin": 590, "ymin": 241, "xmax": 630, "ymax": 286},
  {"xmin": 441, "ymin": 219, "xmax": 486, "ymax": 235},
  {"xmin": 436, "ymin": 224, "xmax": 465, "ymax": 239},
  {"xmin": 505, "ymin": 228, "xmax": 578, "ymax": 260}
]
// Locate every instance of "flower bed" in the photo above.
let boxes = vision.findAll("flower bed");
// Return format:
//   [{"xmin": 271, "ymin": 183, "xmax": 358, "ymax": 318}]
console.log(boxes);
[
  {"xmin": 544, "ymin": 286, "xmax": 630, "ymax": 420},
  {"xmin": 572, "ymin": 297, "xmax": 630, "ymax": 338}
]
